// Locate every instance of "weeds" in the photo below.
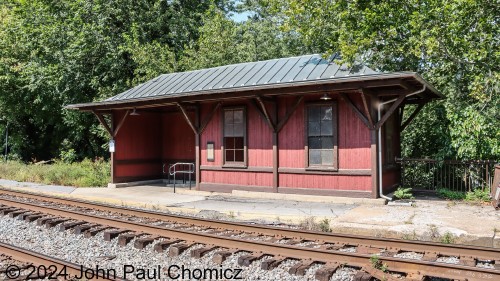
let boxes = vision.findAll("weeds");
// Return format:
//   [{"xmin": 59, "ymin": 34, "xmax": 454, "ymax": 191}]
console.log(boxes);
[
  {"xmin": 0, "ymin": 159, "xmax": 110, "ymax": 187},
  {"xmin": 370, "ymin": 255, "xmax": 388, "ymax": 272},
  {"xmin": 393, "ymin": 187, "xmax": 414, "ymax": 200},
  {"xmin": 465, "ymin": 188, "xmax": 491, "ymax": 202},
  {"xmin": 437, "ymin": 188, "xmax": 466, "ymax": 200},
  {"xmin": 440, "ymin": 232, "xmax": 455, "ymax": 244},
  {"xmin": 299, "ymin": 217, "xmax": 332, "ymax": 232}
]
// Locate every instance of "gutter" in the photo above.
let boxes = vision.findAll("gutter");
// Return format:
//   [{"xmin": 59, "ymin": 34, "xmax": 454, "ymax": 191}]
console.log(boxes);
[{"xmin": 378, "ymin": 85, "xmax": 426, "ymax": 200}]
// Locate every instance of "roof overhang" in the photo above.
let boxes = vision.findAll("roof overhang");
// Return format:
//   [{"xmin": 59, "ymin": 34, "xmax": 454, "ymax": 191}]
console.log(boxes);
[{"xmin": 66, "ymin": 72, "xmax": 443, "ymax": 112}]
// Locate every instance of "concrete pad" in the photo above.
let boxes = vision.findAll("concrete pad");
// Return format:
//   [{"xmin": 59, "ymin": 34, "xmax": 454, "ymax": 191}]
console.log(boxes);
[
  {"xmin": 231, "ymin": 190, "xmax": 386, "ymax": 205},
  {"xmin": 71, "ymin": 185, "xmax": 206, "ymax": 206}
]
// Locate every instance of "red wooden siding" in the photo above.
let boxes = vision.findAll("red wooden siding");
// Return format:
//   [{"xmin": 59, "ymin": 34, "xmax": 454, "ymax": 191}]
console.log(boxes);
[
  {"xmin": 162, "ymin": 112, "xmax": 195, "ymax": 161},
  {"xmin": 278, "ymin": 96, "xmax": 305, "ymax": 168},
  {"xmin": 201, "ymin": 170, "xmax": 273, "ymax": 186},
  {"xmin": 279, "ymin": 174, "xmax": 371, "ymax": 191},
  {"xmin": 113, "ymin": 110, "xmax": 162, "ymax": 180},
  {"xmin": 201, "ymin": 106, "xmax": 222, "ymax": 166}
]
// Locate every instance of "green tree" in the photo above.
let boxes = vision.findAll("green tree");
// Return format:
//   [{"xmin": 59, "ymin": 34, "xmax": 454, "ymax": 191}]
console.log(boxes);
[{"xmin": 273, "ymin": 0, "xmax": 499, "ymax": 159}]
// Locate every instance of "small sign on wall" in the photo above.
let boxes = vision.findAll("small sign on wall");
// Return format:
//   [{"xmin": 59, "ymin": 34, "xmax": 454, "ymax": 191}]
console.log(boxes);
[
  {"xmin": 109, "ymin": 139, "xmax": 115, "ymax": 153},
  {"xmin": 207, "ymin": 142, "xmax": 214, "ymax": 162}
]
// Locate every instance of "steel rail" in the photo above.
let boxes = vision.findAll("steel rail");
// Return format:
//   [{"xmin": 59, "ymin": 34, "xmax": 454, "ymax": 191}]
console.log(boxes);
[
  {"xmin": 0, "ymin": 196, "xmax": 498, "ymax": 281},
  {"xmin": 0, "ymin": 241, "xmax": 120, "ymax": 281},
  {"xmin": 0, "ymin": 188, "xmax": 498, "ymax": 261}
]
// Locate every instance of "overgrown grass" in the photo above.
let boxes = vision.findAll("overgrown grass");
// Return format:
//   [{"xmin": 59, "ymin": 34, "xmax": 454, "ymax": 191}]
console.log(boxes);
[
  {"xmin": 0, "ymin": 159, "xmax": 110, "ymax": 187},
  {"xmin": 437, "ymin": 187, "xmax": 491, "ymax": 203}
]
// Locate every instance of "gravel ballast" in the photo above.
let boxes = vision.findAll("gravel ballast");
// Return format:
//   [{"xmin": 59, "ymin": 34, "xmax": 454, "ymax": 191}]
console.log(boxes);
[{"xmin": 0, "ymin": 216, "xmax": 357, "ymax": 280}]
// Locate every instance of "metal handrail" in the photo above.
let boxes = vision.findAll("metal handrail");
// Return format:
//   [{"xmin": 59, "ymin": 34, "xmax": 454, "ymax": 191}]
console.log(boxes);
[{"xmin": 163, "ymin": 162, "xmax": 194, "ymax": 193}]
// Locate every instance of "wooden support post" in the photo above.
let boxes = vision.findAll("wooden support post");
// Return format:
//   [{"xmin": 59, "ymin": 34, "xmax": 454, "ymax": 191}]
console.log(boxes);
[
  {"xmin": 110, "ymin": 113, "xmax": 116, "ymax": 184},
  {"xmin": 360, "ymin": 90, "xmax": 374, "ymax": 128},
  {"xmin": 375, "ymin": 94, "xmax": 406, "ymax": 130},
  {"xmin": 369, "ymin": 95, "xmax": 380, "ymax": 198},
  {"xmin": 93, "ymin": 111, "xmax": 113, "ymax": 136},
  {"xmin": 272, "ymin": 100, "xmax": 278, "ymax": 193},
  {"xmin": 195, "ymin": 105, "xmax": 200, "ymax": 190},
  {"xmin": 113, "ymin": 110, "xmax": 130, "ymax": 138}
]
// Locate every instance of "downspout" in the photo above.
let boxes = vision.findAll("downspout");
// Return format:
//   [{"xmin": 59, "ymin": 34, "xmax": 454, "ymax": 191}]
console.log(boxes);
[{"xmin": 378, "ymin": 85, "xmax": 426, "ymax": 200}]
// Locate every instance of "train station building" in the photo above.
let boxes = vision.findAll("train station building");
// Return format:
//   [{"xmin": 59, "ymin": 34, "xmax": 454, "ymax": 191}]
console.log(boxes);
[{"xmin": 67, "ymin": 54, "xmax": 442, "ymax": 198}]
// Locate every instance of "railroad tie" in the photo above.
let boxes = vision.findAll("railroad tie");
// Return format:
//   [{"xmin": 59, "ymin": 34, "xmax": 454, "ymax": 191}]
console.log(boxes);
[
  {"xmin": 422, "ymin": 252, "xmax": 439, "ymax": 262},
  {"xmin": 237, "ymin": 253, "xmax": 265, "ymax": 267},
  {"xmin": 153, "ymin": 239, "xmax": 182, "ymax": 253},
  {"xmin": 168, "ymin": 243, "xmax": 191, "ymax": 257},
  {"xmin": 260, "ymin": 257, "xmax": 285, "ymax": 270},
  {"xmin": 289, "ymin": 261, "xmax": 316, "ymax": 276},
  {"xmin": 8, "ymin": 209, "xmax": 28, "ymax": 218},
  {"xmin": 459, "ymin": 256, "xmax": 476, "ymax": 267},
  {"xmin": 83, "ymin": 226, "xmax": 110, "ymax": 238},
  {"xmin": 24, "ymin": 213, "xmax": 43, "ymax": 222},
  {"xmin": 314, "ymin": 264, "xmax": 339, "ymax": 281},
  {"xmin": 191, "ymin": 246, "xmax": 217, "ymax": 259},
  {"xmin": 36, "ymin": 216, "xmax": 56, "ymax": 226},
  {"xmin": 352, "ymin": 270, "xmax": 373, "ymax": 281},
  {"xmin": 59, "ymin": 221, "xmax": 87, "ymax": 231},
  {"xmin": 212, "ymin": 251, "xmax": 233, "ymax": 264},
  {"xmin": 74, "ymin": 223, "xmax": 99, "ymax": 235},
  {"xmin": 118, "ymin": 233, "xmax": 141, "ymax": 246},
  {"xmin": 45, "ymin": 218, "xmax": 70, "ymax": 228},
  {"xmin": 103, "ymin": 229, "xmax": 129, "ymax": 241},
  {"xmin": 134, "ymin": 236, "xmax": 160, "ymax": 249},
  {"xmin": 16, "ymin": 212, "xmax": 35, "ymax": 221},
  {"xmin": 0, "ymin": 208, "xmax": 19, "ymax": 216}
]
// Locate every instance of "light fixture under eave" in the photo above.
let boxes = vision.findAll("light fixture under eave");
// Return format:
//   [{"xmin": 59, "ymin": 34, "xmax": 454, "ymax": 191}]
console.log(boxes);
[
  {"xmin": 320, "ymin": 93, "xmax": 332, "ymax": 100},
  {"xmin": 129, "ymin": 108, "xmax": 140, "ymax": 116}
]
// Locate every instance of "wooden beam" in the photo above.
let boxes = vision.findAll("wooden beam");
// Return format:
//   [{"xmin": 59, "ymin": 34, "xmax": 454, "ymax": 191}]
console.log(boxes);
[
  {"xmin": 401, "ymin": 103, "xmax": 425, "ymax": 131},
  {"xmin": 399, "ymin": 104, "xmax": 405, "ymax": 126},
  {"xmin": 340, "ymin": 93, "xmax": 373, "ymax": 129},
  {"xmin": 198, "ymin": 102, "xmax": 221, "ymax": 134},
  {"xmin": 276, "ymin": 96, "xmax": 303, "ymax": 133},
  {"xmin": 113, "ymin": 110, "xmax": 129, "ymax": 138},
  {"xmin": 251, "ymin": 98, "xmax": 275, "ymax": 131},
  {"xmin": 256, "ymin": 97, "xmax": 276, "ymax": 130},
  {"xmin": 176, "ymin": 103, "xmax": 198, "ymax": 134},
  {"xmin": 195, "ymin": 105, "xmax": 200, "ymax": 190},
  {"xmin": 360, "ymin": 89, "xmax": 374, "ymax": 128},
  {"xmin": 93, "ymin": 111, "xmax": 113, "ymax": 137},
  {"xmin": 375, "ymin": 94, "xmax": 406, "ymax": 130}
]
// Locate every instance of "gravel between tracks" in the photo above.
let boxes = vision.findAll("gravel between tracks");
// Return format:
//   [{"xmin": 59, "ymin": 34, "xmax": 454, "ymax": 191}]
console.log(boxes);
[{"xmin": 0, "ymin": 216, "xmax": 357, "ymax": 280}]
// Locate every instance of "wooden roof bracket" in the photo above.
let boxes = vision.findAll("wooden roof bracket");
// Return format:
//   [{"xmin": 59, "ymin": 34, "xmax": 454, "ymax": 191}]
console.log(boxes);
[
  {"xmin": 276, "ymin": 95, "xmax": 303, "ymax": 133},
  {"xmin": 400, "ymin": 103, "xmax": 425, "ymax": 131},
  {"xmin": 92, "ymin": 110, "xmax": 129, "ymax": 138},
  {"xmin": 252, "ymin": 97, "xmax": 276, "ymax": 132},
  {"xmin": 198, "ymin": 102, "xmax": 221, "ymax": 135},
  {"xmin": 176, "ymin": 102, "xmax": 198, "ymax": 135},
  {"xmin": 340, "ymin": 92, "xmax": 374, "ymax": 130}
]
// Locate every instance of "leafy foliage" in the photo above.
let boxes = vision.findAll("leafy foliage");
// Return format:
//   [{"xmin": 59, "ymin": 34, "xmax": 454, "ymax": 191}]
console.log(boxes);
[
  {"xmin": 273, "ymin": 0, "xmax": 499, "ymax": 160},
  {"xmin": 393, "ymin": 187, "xmax": 414, "ymax": 200}
]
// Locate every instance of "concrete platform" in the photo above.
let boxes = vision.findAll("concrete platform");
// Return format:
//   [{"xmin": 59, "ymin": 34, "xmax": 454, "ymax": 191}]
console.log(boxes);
[{"xmin": 1, "ymin": 179, "xmax": 499, "ymax": 248}]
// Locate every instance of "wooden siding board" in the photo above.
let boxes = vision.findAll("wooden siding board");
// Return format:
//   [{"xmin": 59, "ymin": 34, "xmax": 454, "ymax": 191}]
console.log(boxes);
[{"xmin": 201, "ymin": 170, "xmax": 273, "ymax": 187}]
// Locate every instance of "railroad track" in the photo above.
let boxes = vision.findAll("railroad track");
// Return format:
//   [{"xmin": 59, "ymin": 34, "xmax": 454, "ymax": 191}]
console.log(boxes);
[
  {"xmin": 0, "ymin": 187, "xmax": 498, "ymax": 281},
  {"xmin": 0, "ymin": 241, "xmax": 117, "ymax": 280}
]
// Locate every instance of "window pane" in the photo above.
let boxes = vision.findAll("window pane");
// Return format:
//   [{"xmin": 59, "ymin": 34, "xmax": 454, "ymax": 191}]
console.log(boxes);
[
  {"xmin": 309, "ymin": 149, "xmax": 321, "ymax": 165},
  {"xmin": 308, "ymin": 107, "xmax": 320, "ymax": 122},
  {"xmin": 233, "ymin": 123, "xmax": 244, "ymax": 136},
  {"xmin": 226, "ymin": 150, "xmax": 235, "ymax": 162},
  {"xmin": 225, "ymin": 137, "xmax": 235, "ymax": 149},
  {"xmin": 320, "ymin": 120, "xmax": 333, "ymax": 136},
  {"xmin": 233, "ymin": 110, "xmax": 243, "ymax": 124},
  {"xmin": 308, "ymin": 137, "xmax": 321, "ymax": 149},
  {"xmin": 321, "ymin": 106, "xmax": 332, "ymax": 120},
  {"xmin": 234, "ymin": 137, "xmax": 244, "ymax": 149},
  {"xmin": 224, "ymin": 110, "xmax": 233, "ymax": 124},
  {"xmin": 321, "ymin": 150, "xmax": 333, "ymax": 165},
  {"xmin": 308, "ymin": 121, "xmax": 320, "ymax": 136},
  {"xmin": 321, "ymin": 137, "xmax": 334, "ymax": 149},
  {"xmin": 224, "ymin": 124, "xmax": 234, "ymax": 137},
  {"xmin": 234, "ymin": 150, "xmax": 244, "ymax": 162}
]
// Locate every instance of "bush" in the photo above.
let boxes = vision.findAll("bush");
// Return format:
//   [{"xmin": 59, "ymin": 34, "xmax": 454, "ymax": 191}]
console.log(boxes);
[
  {"xmin": 437, "ymin": 188, "xmax": 466, "ymax": 200},
  {"xmin": 465, "ymin": 188, "xmax": 491, "ymax": 202},
  {"xmin": 0, "ymin": 159, "xmax": 110, "ymax": 187},
  {"xmin": 394, "ymin": 187, "xmax": 414, "ymax": 200}
]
